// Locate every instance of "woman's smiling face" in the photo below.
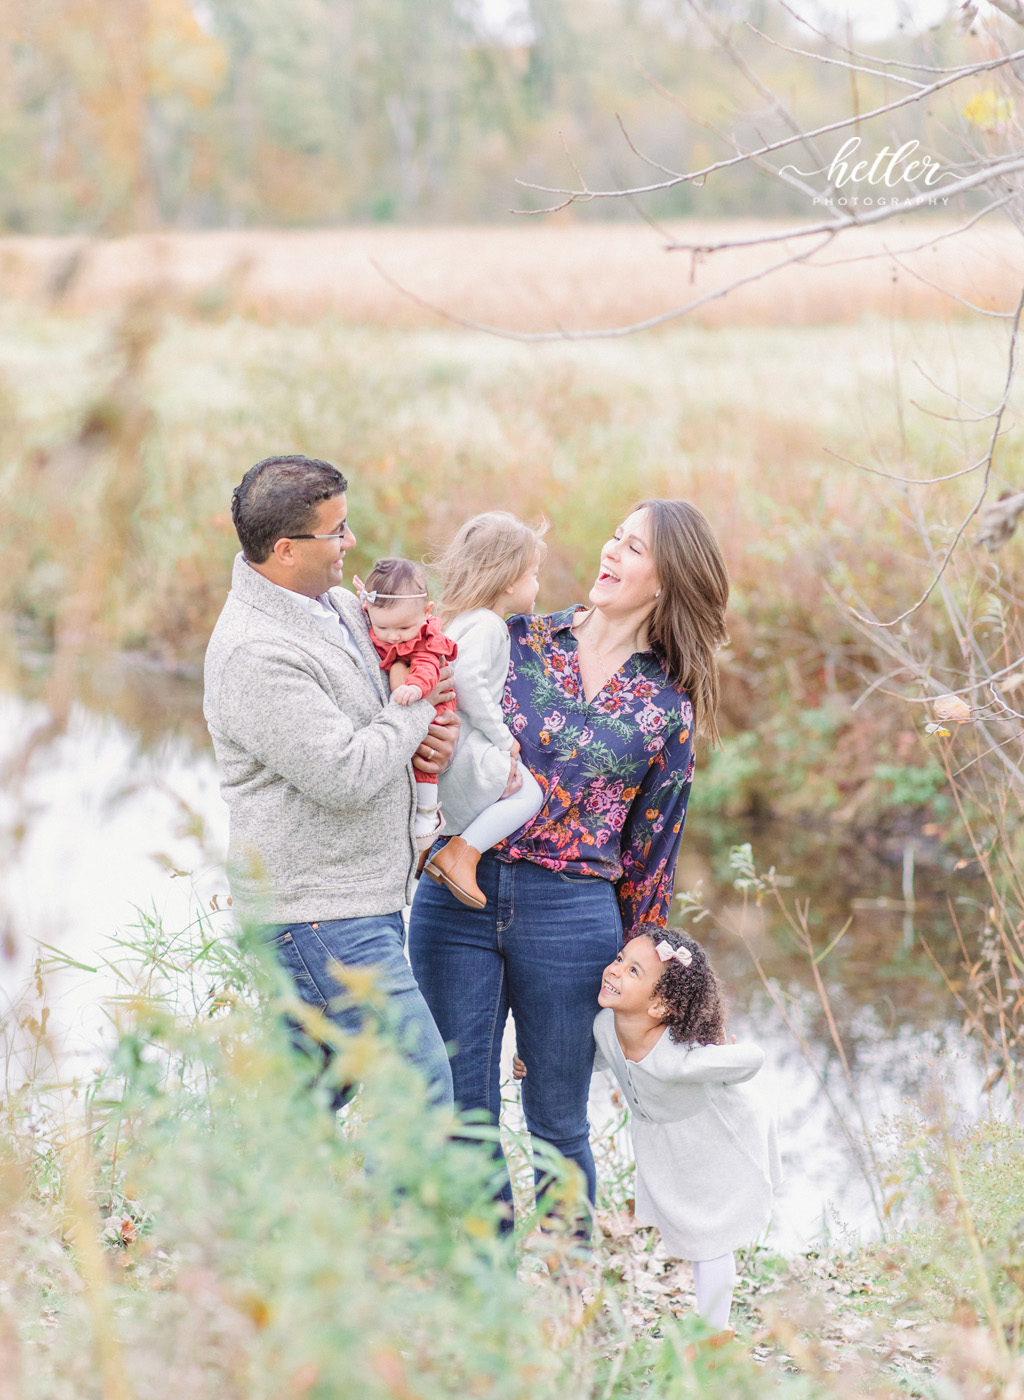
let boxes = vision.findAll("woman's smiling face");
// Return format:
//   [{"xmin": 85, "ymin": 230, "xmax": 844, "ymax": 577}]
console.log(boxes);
[{"xmin": 589, "ymin": 508, "xmax": 660, "ymax": 617}]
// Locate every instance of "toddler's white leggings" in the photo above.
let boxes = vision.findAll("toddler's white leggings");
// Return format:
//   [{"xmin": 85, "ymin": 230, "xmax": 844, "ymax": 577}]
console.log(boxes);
[
  {"xmin": 691, "ymin": 1252, "xmax": 736, "ymax": 1331},
  {"xmin": 460, "ymin": 765, "xmax": 544, "ymax": 853}
]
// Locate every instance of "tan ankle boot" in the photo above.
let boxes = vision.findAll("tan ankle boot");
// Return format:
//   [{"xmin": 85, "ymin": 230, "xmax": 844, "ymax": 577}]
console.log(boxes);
[
  {"xmin": 424, "ymin": 837, "xmax": 486, "ymax": 909},
  {"xmin": 683, "ymin": 1330, "xmax": 734, "ymax": 1365}
]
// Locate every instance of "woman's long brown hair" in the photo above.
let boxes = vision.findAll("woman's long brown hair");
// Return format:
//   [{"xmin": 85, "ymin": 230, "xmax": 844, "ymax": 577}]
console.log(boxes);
[{"xmin": 635, "ymin": 499, "xmax": 729, "ymax": 747}]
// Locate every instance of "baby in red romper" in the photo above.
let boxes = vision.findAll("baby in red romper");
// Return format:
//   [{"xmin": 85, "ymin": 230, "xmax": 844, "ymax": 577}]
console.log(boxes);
[{"xmin": 355, "ymin": 557, "xmax": 458, "ymax": 851}]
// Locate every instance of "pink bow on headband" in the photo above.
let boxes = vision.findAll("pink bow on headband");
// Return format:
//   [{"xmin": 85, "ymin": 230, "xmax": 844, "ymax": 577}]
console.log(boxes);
[{"xmin": 655, "ymin": 940, "xmax": 692, "ymax": 967}]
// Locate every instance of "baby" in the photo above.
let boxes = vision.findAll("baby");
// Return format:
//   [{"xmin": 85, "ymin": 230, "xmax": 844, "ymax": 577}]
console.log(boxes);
[{"xmin": 355, "ymin": 558, "xmax": 458, "ymax": 849}]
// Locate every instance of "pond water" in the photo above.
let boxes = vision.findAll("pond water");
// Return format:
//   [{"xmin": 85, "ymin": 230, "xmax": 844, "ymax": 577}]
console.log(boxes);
[{"xmin": 0, "ymin": 661, "xmax": 988, "ymax": 1256}]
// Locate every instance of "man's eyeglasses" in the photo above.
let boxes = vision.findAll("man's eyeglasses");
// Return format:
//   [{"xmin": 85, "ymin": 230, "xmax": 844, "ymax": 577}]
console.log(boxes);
[{"xmin": 288, "ymin": 525, "xmax": 350, "ymax": 541}]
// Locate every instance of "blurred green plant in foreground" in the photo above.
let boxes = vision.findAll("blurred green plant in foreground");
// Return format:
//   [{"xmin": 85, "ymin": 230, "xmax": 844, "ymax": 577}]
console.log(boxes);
[
  {"xmin": 4, "ymin": 893, "xmax": 1024, "ymax": 1397},
  {"xmin": 0, "ymin": 909, "xmax": 799, "ymax": 1399}
]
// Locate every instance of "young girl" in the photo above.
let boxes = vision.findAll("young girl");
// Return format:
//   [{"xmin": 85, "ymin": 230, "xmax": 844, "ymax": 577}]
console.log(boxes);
[
  {"xmin": 424, "ymin": 512, "xmax": 548, "ymax": 909},
  {"xmin": 354, "ymin": 557, "xmax": 459, "ymax": 851},
  {"xmin": 551, "ymin": 928, "xmax": 779, "ymax": 1336}
]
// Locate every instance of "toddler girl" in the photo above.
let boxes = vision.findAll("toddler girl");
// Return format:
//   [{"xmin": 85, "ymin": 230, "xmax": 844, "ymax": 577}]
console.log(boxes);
[
  {"xmin": 424, "ymin": 512, "xmax": 548, "ymax": 909},
  {"xmin": 355, "ymin": 557, "xmax": 458, "ymax": 851},
  {"xmin": 593, "ymin": 928, "xmax": 779, "ymax": 1337}
]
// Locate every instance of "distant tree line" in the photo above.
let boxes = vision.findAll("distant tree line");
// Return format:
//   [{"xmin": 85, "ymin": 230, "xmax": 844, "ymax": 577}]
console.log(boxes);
[{"xmin": 0, "ymin": 0, "xmax": 977, "ymax": 232}]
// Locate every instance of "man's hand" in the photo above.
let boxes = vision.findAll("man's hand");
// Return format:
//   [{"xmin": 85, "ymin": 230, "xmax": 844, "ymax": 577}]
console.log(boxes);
[
  {"xmin": 424, "ymin": 664, "xmax": 455, "ymax": 710},
  {"xmin": 412, "ymin": 705, "xmax": 459, "ymax": 776},
  {"xmin": 512, "ymin": 1054, "xmax": 526, "ymax": 1081}
]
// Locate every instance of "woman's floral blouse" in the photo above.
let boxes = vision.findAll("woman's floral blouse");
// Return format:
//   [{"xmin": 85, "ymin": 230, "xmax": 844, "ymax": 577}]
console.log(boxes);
[{"xmin": 496, "ymin": 607, "xmax": 695, "ymax": 939}]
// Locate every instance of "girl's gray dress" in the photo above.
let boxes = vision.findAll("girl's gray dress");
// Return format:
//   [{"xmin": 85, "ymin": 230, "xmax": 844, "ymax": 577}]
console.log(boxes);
[{"xmin": 593, "ymin": 1008, "xmax": 781, "ymax": 1260}]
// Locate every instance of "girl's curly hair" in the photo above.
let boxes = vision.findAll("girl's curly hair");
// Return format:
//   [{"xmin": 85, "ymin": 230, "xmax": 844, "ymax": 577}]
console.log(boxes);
[{"xmin": 635, "ymin": 927, "xmax": 725, "ymax": 1046}]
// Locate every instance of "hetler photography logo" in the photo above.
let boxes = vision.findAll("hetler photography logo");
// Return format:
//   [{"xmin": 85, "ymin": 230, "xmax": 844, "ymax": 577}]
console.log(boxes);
[{"xmin": 780, "ymin": 136, "xmax": 955, "ymax": 208}]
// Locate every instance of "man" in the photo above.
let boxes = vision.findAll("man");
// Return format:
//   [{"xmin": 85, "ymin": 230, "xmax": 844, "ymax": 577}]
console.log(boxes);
[{"xmin": 204, "ymin": 454, "xmax": 457, "ymax": 1105}]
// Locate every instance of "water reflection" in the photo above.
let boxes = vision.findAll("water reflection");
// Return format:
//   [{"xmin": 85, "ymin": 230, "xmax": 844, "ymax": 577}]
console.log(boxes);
[
  {"xmin": 1, "ymin": 675, "xmax": 987, "ymax": 1253},
  {"xmin": 0, "ymin": 689, "xmax": 228, "ymax": 1059}
]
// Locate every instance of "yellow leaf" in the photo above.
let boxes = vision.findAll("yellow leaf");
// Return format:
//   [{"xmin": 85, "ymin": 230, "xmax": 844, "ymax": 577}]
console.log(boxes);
[{"xmin": 963, "ymin": 91, "xmax": 1014, "ymax": 131}]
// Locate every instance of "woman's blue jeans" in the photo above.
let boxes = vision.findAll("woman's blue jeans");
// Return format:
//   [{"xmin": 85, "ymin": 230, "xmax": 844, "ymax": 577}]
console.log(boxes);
[
  {"xmin": 408, "ymin": 852, "xmax": 623, "ymax": 1213},
  {"xmin": 261, "ymin": 912, "xmax": 454, "ymax": 1109}
]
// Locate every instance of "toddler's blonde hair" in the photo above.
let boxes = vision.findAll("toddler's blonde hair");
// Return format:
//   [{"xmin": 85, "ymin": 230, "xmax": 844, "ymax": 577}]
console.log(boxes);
[{"xmin": 436, "ymin": 512, "xmax": 548, "ymax": 626}]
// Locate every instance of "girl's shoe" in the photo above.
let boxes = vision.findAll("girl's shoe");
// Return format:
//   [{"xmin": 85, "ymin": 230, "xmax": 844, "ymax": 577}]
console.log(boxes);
[
  {"xmin": 683, "ymin": 1331, "xmax": 735, "ymax": 1364},
  {"xmin": 424, "ymin": 836, "xmax": 486, "ymax": 909}
]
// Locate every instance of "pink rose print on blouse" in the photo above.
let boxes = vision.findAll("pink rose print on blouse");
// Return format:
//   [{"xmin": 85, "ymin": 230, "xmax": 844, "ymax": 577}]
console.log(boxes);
[{"xmin": 635, "ymin": 703, "xmax": 666, "ymax": 734}]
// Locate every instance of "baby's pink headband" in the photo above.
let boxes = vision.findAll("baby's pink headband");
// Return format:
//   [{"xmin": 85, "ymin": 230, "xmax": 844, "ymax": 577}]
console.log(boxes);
[{"xmin": 655, "ymin": 940, "xmax": 692, "ymax": 967}]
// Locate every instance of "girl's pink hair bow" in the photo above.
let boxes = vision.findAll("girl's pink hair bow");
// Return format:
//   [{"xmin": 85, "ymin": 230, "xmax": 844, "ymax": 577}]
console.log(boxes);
[{"xmin": 655, "ymin": 939, "xmax": 692, "ymax": 967}]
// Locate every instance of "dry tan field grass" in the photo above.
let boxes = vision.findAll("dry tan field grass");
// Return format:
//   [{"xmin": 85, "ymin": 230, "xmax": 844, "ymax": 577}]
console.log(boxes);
[{"xmin": 1, "ymin": 219, "xmax": 1021, "ymax": 330}]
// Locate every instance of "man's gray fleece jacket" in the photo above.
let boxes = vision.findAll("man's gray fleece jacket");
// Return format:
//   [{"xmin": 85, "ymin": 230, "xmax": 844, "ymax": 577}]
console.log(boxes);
[{"xmin": 204, "ymin": 554, "xmax": 434, "ymax": 925}]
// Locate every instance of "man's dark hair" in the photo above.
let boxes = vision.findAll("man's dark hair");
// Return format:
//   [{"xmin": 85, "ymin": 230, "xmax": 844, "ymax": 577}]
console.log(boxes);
[{"xmin": 231, "ymin": 455, "xmax": 348, "ymax": 563}]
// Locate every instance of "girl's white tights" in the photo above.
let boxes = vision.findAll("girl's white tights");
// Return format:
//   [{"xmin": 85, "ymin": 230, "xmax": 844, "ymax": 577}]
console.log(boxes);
[
  {"xmin": 414, "ymin": 780, "xmax": 440, "ymax": 836},
  {"xmin": 691, "ymin": 1253, "xmax": 736, "ymax": 1331},
  {"xmin": 460, "ymin": 765, "xmax": 544, "ymax": 853}
]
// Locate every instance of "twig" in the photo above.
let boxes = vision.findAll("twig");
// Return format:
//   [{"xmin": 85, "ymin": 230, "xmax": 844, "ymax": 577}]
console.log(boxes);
[
  {"xmin": 744, "ymin": 22, "xmax": 927, "ymax": 89},
  {"xmin": 368, "ymin": 232, "xmax": 835, "ymax": 342},
  {"xmin": 886, "ymin": 248, "xmax": 1018, "ymax": 322},
  {"xmin": 659, "ymin": 159, "xmax": 1024, "ymax": 252},
  {"xmin": 614, "ymin": 113, "xmax": 684, "ymax": 180},
  {"xmin": 809, "ymin": 195, "xmax": 1016, "ymax": 268},
  {"xmin": 776, "ymin": 0, "xmax": 989, "ymax": 72},
  {"xmin": 822, "ymin": 445, "xmax": 992, "ymax": 485},
  {"xmin": 848, "ymin": 283, "xmax": 1024, "ymax": 628},
  {"xmin": 514, "ymin": 49, "xmax": 1024, "ymax": 205}
]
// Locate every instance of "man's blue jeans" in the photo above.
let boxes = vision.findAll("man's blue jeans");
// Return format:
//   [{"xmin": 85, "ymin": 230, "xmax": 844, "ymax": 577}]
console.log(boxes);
[
  {"xmin": 408, "ymin": 852, "xmax": 623, "ymax": 1210},
  {"xmin": 261, "ymin": 912, "xmax": 454, "ymax": 1109}
]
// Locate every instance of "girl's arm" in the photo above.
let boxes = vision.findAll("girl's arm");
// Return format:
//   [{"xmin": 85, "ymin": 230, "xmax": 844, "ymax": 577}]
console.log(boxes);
[
  {"xmin": 401, "ymin": 649, "xmax": 443, "ymax": 699},
  {"xmin": 657, "ymin": 1040, "xmax": 764, "ymax": 1086},
  {"xmin": 453, "ymin": 617, "xmax": 514, "ymax": 751},
  {"xmin": 615, "ymin": 705, "xmax": 695, "ymax": 938},
  {"xmin": 389, "ymin": 660, "xmax": 411, "ymax": 691}
]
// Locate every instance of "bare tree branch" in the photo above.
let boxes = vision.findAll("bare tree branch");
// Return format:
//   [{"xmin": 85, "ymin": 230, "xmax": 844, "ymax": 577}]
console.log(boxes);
[
  {"xmin": 514, "ymin": 48, "xmax": 1024, "ymax": 206},
  {"xmin": 847, "ymin": 284, "xmax": 1024, "ymax": 629},
  {"xmin": 886, "ymin": 239, "xmax": 1018, "ymax": 321},
  {"xmin": 823, "ymin": 446, "xmax": 995, "ymax": 485},
  {"xmin": 659, "ymin": 159, "xmax": 1024, "ymax": 252},
  {"xmin": 808, "ymin": 196, "xmax": 1015, "ymax": 266},
  {"xmin": 370, "ymin": 233, "xmax": 836, "ymax": 342},
  {"xmin": 987, "ymin": 0, "xmax": 1024, "ymax": 28},
  {"xmin": 744, "ymin": 22, "xmax": 928, "ymax": 89},
  {"xmin": 776, "ymin": 0, "xmax": 989, "ymax": 70},
  {"xmin": 613, "ymin": 113, "xmax": 684, "ymax": 180},
  {"xmin": 688, "ymin": 0, "xmax": 832, "ymax": 177}
]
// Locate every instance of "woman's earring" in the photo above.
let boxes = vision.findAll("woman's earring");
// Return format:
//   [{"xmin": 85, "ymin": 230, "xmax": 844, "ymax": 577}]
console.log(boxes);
[{"xmin": 655, "ymin": 590, "xmax": 661, "ymax": 599}]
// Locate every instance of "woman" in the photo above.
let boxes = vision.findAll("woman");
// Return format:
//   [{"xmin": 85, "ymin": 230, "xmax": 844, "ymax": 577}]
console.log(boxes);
[{"xmin": 408, "ymin": 500, "xmax": 729, "ymax": 1221}]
